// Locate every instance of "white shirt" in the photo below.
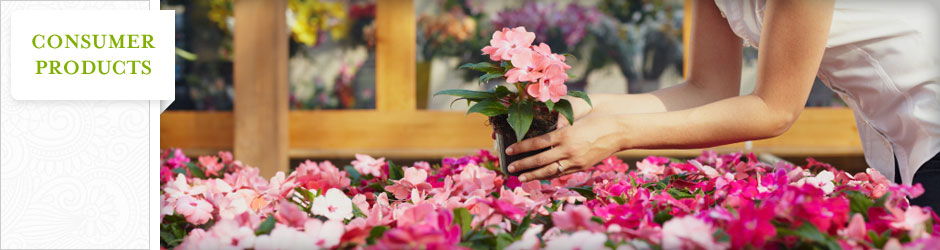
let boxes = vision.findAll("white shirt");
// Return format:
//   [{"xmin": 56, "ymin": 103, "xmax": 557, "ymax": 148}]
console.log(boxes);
[{"xmin": 714, "ymin": 0, "xmax": 940, "ymax": 184}]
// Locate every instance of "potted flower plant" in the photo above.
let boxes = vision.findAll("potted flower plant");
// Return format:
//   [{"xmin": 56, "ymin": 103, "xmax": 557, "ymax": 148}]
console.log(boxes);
[{"xmin": 435, "ymin": 26, "xmax": 591, "ymax": 176}]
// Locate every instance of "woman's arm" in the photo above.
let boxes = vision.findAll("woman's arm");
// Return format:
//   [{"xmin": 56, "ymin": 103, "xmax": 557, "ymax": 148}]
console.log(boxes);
[
  {"xmin": 569, "ymin": 0, "xmax": 744, "ymax": 119},
  {"xmin": 509, "ymin": 0, "xmax": 836, "ymax": 181}
]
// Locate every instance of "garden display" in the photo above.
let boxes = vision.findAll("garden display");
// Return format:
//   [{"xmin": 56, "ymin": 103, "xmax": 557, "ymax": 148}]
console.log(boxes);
[{"xmin": 160, "ymin": 148, "xmax": 939, "ymax": 250}]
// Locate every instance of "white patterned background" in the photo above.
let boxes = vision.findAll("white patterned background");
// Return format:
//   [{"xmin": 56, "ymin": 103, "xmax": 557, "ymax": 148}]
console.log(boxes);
[{"xmin": 1, "ymin": 1, "xmax": 152, "ymax": 249}]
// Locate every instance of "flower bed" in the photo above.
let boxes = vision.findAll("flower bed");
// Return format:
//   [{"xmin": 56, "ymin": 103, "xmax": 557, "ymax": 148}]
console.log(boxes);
[{"xmin": 160, "ymin": 149, "xmax": 938, "ymax": 249}]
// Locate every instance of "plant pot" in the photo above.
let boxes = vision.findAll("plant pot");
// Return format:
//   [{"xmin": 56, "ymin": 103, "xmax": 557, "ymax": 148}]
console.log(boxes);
[
  {"xmin": 490, "ymin": 108, "xmax": 558, "ymax": 176},
  {"xmin": 416, "ymin": 61, "xmax": 432, "ymax": 109}
]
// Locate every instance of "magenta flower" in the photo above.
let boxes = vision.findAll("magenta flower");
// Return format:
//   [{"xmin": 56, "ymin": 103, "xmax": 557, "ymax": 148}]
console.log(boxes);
[{"xmin": 726, "ymin": 200, "xmax": 777, "ymax": 248}]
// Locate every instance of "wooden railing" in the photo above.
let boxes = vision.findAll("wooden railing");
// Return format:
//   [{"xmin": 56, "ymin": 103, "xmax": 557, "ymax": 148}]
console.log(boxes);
[{"xmin": 161, "ymin": 0, "xmax": 863, "ymax": 176}]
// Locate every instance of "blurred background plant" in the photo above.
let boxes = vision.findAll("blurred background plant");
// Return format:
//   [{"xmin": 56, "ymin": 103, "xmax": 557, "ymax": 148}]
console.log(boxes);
[{"xmin": 163, "ymin": 0, "xmax": 377, "ymax": 111}]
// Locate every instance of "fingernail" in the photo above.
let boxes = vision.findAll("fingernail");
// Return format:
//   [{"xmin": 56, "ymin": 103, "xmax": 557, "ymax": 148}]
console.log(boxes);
[
  {"xmin": 506, "ymin": 148, "xmax": 514, "ymax": 154},
  {"xmin": 519, "ymin": 176, "xmax": 527, "ymax": 182},
  {"xmin": 508, "ymin": 165, "xmax": 515, "ymax": 172}
]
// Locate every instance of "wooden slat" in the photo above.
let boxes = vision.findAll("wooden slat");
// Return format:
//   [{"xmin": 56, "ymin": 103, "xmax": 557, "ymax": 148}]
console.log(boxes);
[
  {"xmin": 161, "ymin": 108, "xmax": 863, "ymax": 159},
  {"xmin": 160, "ymin": 111, "xmax": 233, "ymax": 153},
  {"xmin": 375, "ymin": 0, "xmax": 416, "ymax": 111},
  {"xmin": 233, "ymin": 0, "xmax": 289, "ymax": 176},
  {"xmin": 683, "ymin": 0, "xmax": 691, "ymax": 78}
]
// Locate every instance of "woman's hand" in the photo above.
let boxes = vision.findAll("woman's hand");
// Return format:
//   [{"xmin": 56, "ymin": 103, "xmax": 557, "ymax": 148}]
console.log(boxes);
[{"xmin": 505, "ymin": 115, "xmax": 627, "ymax": 181}]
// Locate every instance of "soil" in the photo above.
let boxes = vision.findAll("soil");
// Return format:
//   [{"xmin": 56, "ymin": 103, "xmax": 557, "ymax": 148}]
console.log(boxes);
[{"xmin": 489, "ymin": 105, "xmax": 558, "ymax": 176}]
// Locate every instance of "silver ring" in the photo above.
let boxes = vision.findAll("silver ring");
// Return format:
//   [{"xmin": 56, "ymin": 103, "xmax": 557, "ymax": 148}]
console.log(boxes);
[{"xmin": 555, "ymin": 161, "xmax": 565, "ymax": 173}]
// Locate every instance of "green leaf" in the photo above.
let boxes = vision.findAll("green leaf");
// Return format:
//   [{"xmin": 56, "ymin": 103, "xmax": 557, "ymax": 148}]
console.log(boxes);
[
  {"xmin": 171, "ymin": 167, "xmax": 187, "ymax": 176},
  {"xmin": 507, "ymin": 101, "xmax": 535, "ymax": 143},
  {"xmin": 467, "ymin": 100, "xmax": 508, "ymax": 117},
  {"xmin": 255, "ymin": 215, "xmax": 276, "ymax": 235},
  {"xmin": 569, "ymin": 186, "xmax": 596, "ymax": 200},
  {"xmin": 653, "ymin": 210, "xmax": 673, "ymax": 225},
  {"xmin": 493, "ymin": 85, "xmax": 512, "ymax": 97},
  {"xmin": 545, "ymin": 100, "xmax": 555, "ymax": 112},
  {"xmin": 367, "ymin": 226, "xmax": 389, "ymax": 245},
  {"xmin": 479, "ymin": 73, "xmax": 504, "ymax": 85},
  {"xmin": 554, "ymin": 99, "xmax": 575, "ymax": 125},
  {"xmin": 187, "ymin": 163, "xmax": 206, "ymax": 179},
  {"xmin": 294, "ymin": 187, "xmax": 316, "ymax": 202},
  {"xmin": 778, "ymin": 223, "xmax": 843, "ymax": 250},
  {"xmin": 495, "ymin": 233, "xmax": 514, "ymax": 249},
  {"xmin": 513, "ymin": 212, "xmax": 533, "ymax": 239},
  {"xmin": 434, "ymin": 89, "xmax": 495, "ymax": 99},
  {"xmin": 667, "ymin": 188, "xmax": 695, "ymax": 199},
  {"xmin": 846, "ymin": 191, "xmax": 873, "ymax": 220},
  {"xmin": 567, "ymin": 91, "xmax": 592, "ymax": 107},
  {"xmin": 344, "ymin": 165, "xmax": 362, "ymax": 182},
  {"xmin": 459, "ymin": 62, "xmax": 501, "ymax": 73},
  {"xmin": 388, "ymin": 161, "xmax": 404, "ymax": 180},
  {"xmin": 453, "ymin": 207, "xmax": 473, "ymax": 235}
]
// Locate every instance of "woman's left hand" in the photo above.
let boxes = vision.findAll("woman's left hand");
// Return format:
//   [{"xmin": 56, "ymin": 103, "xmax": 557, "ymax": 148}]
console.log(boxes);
[{"xmin": 505, "ymin": 115, "xmax": 627, "ymax": 182}]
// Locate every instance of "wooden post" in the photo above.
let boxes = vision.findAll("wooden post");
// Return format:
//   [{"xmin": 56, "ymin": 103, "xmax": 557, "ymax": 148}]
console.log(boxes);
[
  {"xmin": 376, "ymin": 0, "xmax": 417, "ymax": 111},
  {"xmin": 233, "ymin": 0, "xmax": 289, "ymax": 177},
  {"xmin": 683, "ymin": 0, "xmax": 692, "ymax": 79}
]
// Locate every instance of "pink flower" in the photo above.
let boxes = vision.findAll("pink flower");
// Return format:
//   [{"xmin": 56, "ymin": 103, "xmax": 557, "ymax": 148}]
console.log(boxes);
[
  {"xmin": 531, "ymin": 42, "xmax": 570, "ymax": 70},
  {"xmin": 199, "ymin": 155, "xmax": 224, "ymax": 177},
  {"xmin": 481, "ymin": 26, "xmax": 535, "ymax": 61},
  {"xmin": 552, "ymin": 205, "xmax": 604, "ymax": 232},
  {"xmin": 275, "ymin": 202, "xmax": 309, "ymax": 228},
  {"xmin": 352, "ymin": 154, "xmax": 385, "ymax": 177},
  {"xmin": 662, "ymin": 215, "xmax": 726, "ymax": 250},
  {"xmin": 505, "ymin": 48, "xmax": 543, "ymax": 83},
  {"xmin": 176, "ymin": 195, "xmax": 213, "ymax": 225},
  {"xmin": 311, "ymin": 188, "xmax": 353, "ymax": 221},
  {"xmin": 890, "ymin": 206, "xmax": 931, "ymax": 239},
  {"xmin": 840, "ymin": 213, "xmax": 867, "ymax": 241},
  {"xmin": 387, "ymin": 167, "xmax": 433, "ymax": 200},
  {"xmin": 219, "ymin": 151, "xmax": 234, "ymax": 164},
  {"xmin": 526, "ymin": 78, "xmax": 567, "ymax": 102}
]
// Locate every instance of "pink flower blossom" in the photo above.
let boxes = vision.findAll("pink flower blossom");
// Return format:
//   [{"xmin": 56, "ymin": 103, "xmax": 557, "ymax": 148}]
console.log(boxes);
[
  {"xmin": 891, "ymin": 206, "xmax": 931, "ymax": 239},
  {"xmin": 662, "ymin": 215, "xmax": 726, "ymax": 250},
  {"xmin": 726, "ymin": 200, "xmax": 777, "ymax": 248},
  {"xmin": 481, "ymin": 27, "xmax": 535, "ymax": 61},
  {"xmin": 352, "ymin": 154, "xmax": 385, "ymax": 177},
  {"xmin": 199, "ymin": 155, "xmax": 224, "ymax": 177},
  {"xmin": 505, "ymin": 48, "xmax": 543, "ymax": 83},
  {"xmin": 552, "ymin": 205, "xmax": 604, "ymax": 232},
  {"xmin": 176, "ymin": 195, "xmax": 213, "ymax": 225},
  {"xmin": 312, "ymin": 188, "xmax": 353, "ymax": 221}
]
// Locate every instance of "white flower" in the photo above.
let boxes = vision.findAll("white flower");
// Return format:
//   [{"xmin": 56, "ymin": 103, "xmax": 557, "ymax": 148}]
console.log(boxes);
[
  {"xmin": 544, "ymin": 231, "xmax": 607, "ymax": 250},
  {"xmin": 311, "ymin": 188, "xmax": 353, "ymax": 221},
  {"xmin": 505, "ymin": 224, "xmax": 543, "ymax": 250},
  {"xmin": 794, "ymin": 170, "xmax": 835, "ymax": 194},
  {"xmin": 304, "ymin": 219, "xmax": 345, "ymax": 249}
]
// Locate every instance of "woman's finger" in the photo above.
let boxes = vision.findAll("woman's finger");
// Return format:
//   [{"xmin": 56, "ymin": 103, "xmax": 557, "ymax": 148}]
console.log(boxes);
[
  {"xmin": 506, "ymin": 128, "xmax": 564, "ymax": 156},
  {"xmin": 556, "ymin": 113, "xmax": 571, "ymax": 129},
  {"xmin": 508, "ymin": 147, "xmax": 567, "ymax": 174},
  {"xmin": 519, "ymin": 159, "xmax": 570, "ymax": 182}
]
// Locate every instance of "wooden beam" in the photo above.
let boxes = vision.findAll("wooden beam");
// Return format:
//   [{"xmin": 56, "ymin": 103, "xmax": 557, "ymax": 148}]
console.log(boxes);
[
  {"xmin": 683, "ymin": 0, "xmax": 692, "ymax": 78},
  {"xmin": 233, "ymin": 0, "xmax": 289, "ymax": 177},
  {"xmin": 375, "ymin": 0, "xmax": 416, "ymax": 111},
  {"xmin": 162, "ymin": 108, "xmax": 863, "ymax": 160}
]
